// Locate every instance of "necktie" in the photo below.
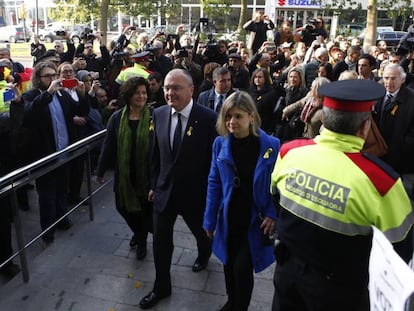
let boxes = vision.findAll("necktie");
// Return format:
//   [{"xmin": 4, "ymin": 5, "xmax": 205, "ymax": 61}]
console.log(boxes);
[
  {"xmin": 380, "ymin": 94, "xmax": 393, "ymax": 125},
  {"xmin": 216, "ymin": 95, "xmax": 223, "ymax": 112},
  {"xmin": 172, "ymin": 112, "xmax": 182, "ymax": 156}
]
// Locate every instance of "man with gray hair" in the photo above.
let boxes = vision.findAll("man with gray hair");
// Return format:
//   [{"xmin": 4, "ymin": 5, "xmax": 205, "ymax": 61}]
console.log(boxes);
[
  {"xmin": 303, "ymin": 46, "xmax": 329, "ymax": 88},
  {"xmin": 374, "ymin": 63, "xmax": 414, "ymax": 199}
]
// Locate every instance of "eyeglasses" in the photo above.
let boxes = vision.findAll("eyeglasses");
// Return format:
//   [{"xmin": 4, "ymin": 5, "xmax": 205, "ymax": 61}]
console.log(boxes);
[
  {"xmin": 85, "ymin": 46, "xmax": 93, "ymax": 49},
  {"xmin": 40, "ymin": 73, "xmax": 58, "ymax": 78},
  {"xmin": 61, "ymin": 69, "xmax": 74, "ymax": 74}
]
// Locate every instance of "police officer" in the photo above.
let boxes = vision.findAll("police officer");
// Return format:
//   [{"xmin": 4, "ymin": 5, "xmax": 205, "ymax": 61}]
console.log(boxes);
[
  {"xmin": 270, "ymin": 79, "xmax": 414, "ymax": 311},
  {"xmin": 112, "ymin": 51, "xmax": 152, "ymax": 99}
]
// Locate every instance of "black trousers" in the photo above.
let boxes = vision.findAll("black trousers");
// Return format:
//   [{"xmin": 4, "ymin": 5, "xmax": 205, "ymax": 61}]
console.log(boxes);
[
  {"xmin": 115, "ymin": 194, "xmax": 152, "ymax": 246},
  {"xmin": 36, "ymin": 165, "xmax": 70, "ymax": 242},
  {"xmin": 272, "ymin": 246, "xmax": 369, "ymax": 311},
  {"xmin": 68, "ymin": 156, "xmax": 84, "ymax": 200},
  {"xmin": 152, "ymin": 197, "xmax": 211, "ymax": 295},
  {"xmin": 223, "ymin": 234, "xmax": 254, "ymax": 311},
  {"xmin": 0, "ymin": 196, "xmax": 12, "ymax": 263}
]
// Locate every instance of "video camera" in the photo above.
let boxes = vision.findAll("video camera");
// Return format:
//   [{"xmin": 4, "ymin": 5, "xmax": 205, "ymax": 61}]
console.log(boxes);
[
  {"xmin": 176, "ymin": 49, "xmax": 189, "ymax": 58},
  {"xmin": 396, "ymin": 28, "xmax": 414, "ymax": 55},
  {"xmin": 81, "ymin": 28, "xmax": 95, "ymax": 41},
  {"xmin": 301, "ymin": 19, "xmax": 318, "ymax": 47}
]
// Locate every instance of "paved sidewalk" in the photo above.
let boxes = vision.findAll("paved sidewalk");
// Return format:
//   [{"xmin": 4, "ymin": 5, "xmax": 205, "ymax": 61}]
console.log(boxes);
[{"xmin": 0, "ymin": 179, "xmax": 275, "ymax": 311}]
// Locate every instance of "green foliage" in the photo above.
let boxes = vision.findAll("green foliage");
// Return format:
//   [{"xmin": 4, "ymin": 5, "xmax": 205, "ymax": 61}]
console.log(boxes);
[
  {"xmin": 201, "ymin": 0, "xmax": 233, "ymax": 19},
  {"xmin": 377, "ymin": 0, "xmax": 411, "ymax": 25},
  {"xmin": 321, "ymin": 0, "xmax": 358, "ymax": 11}
]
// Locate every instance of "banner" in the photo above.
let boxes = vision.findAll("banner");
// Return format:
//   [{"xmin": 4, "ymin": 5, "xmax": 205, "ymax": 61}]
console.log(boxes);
[
  {"xmin": 369, "ymin": 226, "xmax": 414, "ymax": 311},
  {"xmin": 275, "ymin": 0, "xmax": 322, "ymax": 9}
]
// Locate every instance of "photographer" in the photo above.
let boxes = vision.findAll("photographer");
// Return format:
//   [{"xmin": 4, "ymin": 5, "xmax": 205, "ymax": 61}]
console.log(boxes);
[
  {"xmin": 248, "ymin": 43, "xmax": 286, "ymax": 81},
  {"xmin": 172, "ymin": 47, "xmax": 203, "ymax": 98},
  {"xmin": 54, "ymin": 32, "xmax": 75, "ymax": 64},
  {"xmin": 243, "ymin": 10, "xmax": 275, "ymax": 54},
  {"xmin": 75, "ymin": 31, "xmax": 111, "ymax": 85},
  {"xmin": 397, "ymin": 27, "xmax": 414, "ymax": 74},
  {"xmin": 108, "ymin": 26, "xmax": 137, "ymax": 94},
  {"xmin": 294, "ymin": 19, "xmax": 318, "ymax": 48},
  {"xmin": 200, "ymin": 37, "xmax": 228, "ymax": 66},
  {"xmin": 147, "ymin": 39, "xmax": 173, "ymax": 79},
  {"xmin": 226, "ymin": 53, "xmax": 250, "ymax": 90}
]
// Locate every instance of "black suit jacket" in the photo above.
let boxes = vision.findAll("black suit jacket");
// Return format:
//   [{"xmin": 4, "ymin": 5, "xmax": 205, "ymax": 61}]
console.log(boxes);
[
  {"xmin": 150, "ymin": 103, "xmax": 217, "ymax": 213},
  {"xmin": 374, "ymin": 86, "xmax": 414, "ymax": 174},
  {"xmin": 22, "ymin": 88, "xmax": 89, "ymax": 162},
  {"xmin": 196, "ymin": 88, "xmax": 235, "ymax": 111}
]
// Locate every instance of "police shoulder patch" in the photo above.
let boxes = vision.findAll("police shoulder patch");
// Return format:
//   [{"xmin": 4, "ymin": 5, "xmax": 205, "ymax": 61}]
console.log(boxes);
[
  {"xmin": 345, "ymin": 152, "xmax": 400, "ymax": 196},
  {"xmin": 280, "ymin": 138, "xmax": 315, "ymax": 159}
]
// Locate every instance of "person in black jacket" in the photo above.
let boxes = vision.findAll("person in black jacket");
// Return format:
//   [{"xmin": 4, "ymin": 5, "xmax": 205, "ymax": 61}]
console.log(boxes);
[
  {"xmin": 227, "ymin": 53, "xmax": 250, "ymax": 91},
  {"xmin": 96, "ymin": 77, "xmax": 153, "ymax": 260},
  {"xmin": 374, "ymin": 64, "xmax": 414, "ymax": 199},
  {"xmin": 243, "ymin": 10, "xmax": 275, "ymax": 55},
  {"xmin": 75, "ymin": 33, "xmax": 111, "ymax": 87},
  {"xmin": 53, "ymin": 34, "xmax": 75, "ymax": 64},
  {"xmin": 22, "ymin": 61, "xmax": 89, "ymax": 248},
  {"xmin": 0, "ymin": 76, "xmax": 23, "ymax": 279},
  {"xmin": 247, "ymin": 67, "xmax": 283, "ymax": 134},
  {"xmin": 30, "ymin": 34, "xmax": 46, "ymax": 66}
]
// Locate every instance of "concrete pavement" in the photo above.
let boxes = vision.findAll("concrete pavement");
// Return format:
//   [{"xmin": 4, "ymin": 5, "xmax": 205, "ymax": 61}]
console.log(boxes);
[{"xmin": 0, "ymin": 176, "xmax": 275, "ymax": 311}]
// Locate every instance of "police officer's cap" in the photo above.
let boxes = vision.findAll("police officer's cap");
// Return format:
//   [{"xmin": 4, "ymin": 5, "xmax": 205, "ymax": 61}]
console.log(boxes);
[
  {"xmin": 131, "ymin": 51, "xmax": 151, "ymax": 61},
  {"xmin": 318, "ymin": 79, "xmax": 385, "ymax": 112}
]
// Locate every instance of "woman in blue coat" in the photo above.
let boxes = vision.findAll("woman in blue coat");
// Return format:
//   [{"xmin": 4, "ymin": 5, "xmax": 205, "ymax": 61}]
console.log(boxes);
[{"xmin": 203, "ymin": 91, "xmax": 280, "ymax": 311}]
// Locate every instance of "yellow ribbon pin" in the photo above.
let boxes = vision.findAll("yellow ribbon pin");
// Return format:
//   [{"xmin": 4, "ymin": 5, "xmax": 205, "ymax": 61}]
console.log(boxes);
[
  {"xmin": 391, "ymin": 105, "xmax": 399, "ymax": 116},
  {"xmin": 263, "ymin": 148, "xmax": 273, "ymax": 159},
  {"xmin": 186, "ymin": 126, "xmax": 193, "ymax": 136}
]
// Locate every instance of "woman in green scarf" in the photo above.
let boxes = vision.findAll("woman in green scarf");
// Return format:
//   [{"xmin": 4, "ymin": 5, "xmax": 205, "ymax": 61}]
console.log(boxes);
[{"xmin": 96, "ymin": 77, "xmax": 152, "ymax": 260}]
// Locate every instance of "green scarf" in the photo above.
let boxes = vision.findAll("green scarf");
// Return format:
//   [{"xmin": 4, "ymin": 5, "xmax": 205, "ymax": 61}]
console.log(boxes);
[{"xmin": 117, "ymin": 105, "xmax": 150, "ymax": 212}]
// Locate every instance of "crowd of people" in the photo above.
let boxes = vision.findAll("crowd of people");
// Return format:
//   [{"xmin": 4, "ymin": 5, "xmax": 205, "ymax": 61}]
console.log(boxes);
[{"xmin": 0, "ymin": 10, "xmax": 414, "ymax": 310}]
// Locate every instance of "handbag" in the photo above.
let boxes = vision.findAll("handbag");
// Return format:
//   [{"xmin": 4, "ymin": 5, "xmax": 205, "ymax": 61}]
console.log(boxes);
[{"xmin": 362, "ymin": 115, "xmax": 388, "ymax": 157}]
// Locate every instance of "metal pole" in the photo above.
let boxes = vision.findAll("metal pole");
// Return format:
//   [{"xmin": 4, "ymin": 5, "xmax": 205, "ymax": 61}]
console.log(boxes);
[
  {"xmin": 85, "ymin": 148, "xmax": 94, "ymax": 221},
  {"xmin": 35, "ymin": 0, "xmax": 39, "ymax": 35}
]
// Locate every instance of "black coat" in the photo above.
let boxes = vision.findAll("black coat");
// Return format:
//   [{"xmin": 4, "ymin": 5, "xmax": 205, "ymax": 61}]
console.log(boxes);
[
  {"xmin": 150, "ymin": 103, "xmax": 217, "ymax": 213},
  {"xmin": 374, "ymin": 86, "xmax": 414, "ymax": 174},
  {"xmin": 247, "ymin": 85, "xmax": 283, "ymax": 134},
  {"xmin": 22, "ymin": 89, "xmax": 89, "ymax": 162}
]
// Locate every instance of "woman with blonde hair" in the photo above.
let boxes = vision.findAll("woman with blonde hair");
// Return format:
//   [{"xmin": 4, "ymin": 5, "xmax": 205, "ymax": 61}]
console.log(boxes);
[
  {"xmin": 274, "ymin": 66, "xmax": 308, "ymax": 141},
  {"xmin": 204, "ymin": 91, "xmax": 280, "ymax": 311}
]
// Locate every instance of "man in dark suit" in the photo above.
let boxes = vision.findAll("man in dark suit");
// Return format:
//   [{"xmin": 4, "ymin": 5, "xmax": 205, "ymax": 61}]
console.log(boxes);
[
  {"xmin": 197, "ymin": 67, "xmax": 235, "ymax": 112},
  {"xmin": 139, "ymin": 69, "xmax": 217, "ymax": 309},
  {"xmin": 373, "ymin": 63, "xmax": 414, "ymax": 199}
]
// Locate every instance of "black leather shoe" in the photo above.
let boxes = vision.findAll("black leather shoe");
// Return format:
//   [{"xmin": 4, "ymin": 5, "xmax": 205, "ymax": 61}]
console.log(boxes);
[
  {"xmin": 139, "ymin": 291, "xmax": 170, "ymax": 309},
  {"xmin": 219, "ymin": 300, "xmax": 232, "ymax": 311},
  {"xmin": 192, "ymin": 253, "xmax": 211, "ymax": 272},
  {"xmin": 136, "ymin": 244, "xmax": 147, "ymax": 260},
  {"xmin": 129, "ymin": 234, "xmax": 137, "ymax": 247}
]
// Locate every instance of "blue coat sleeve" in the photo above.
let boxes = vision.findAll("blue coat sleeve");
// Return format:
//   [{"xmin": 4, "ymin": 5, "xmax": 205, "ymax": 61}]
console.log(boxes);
[{"xmin": 203, "ymin": 137, "xmax": 223, "ymax": 231}]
